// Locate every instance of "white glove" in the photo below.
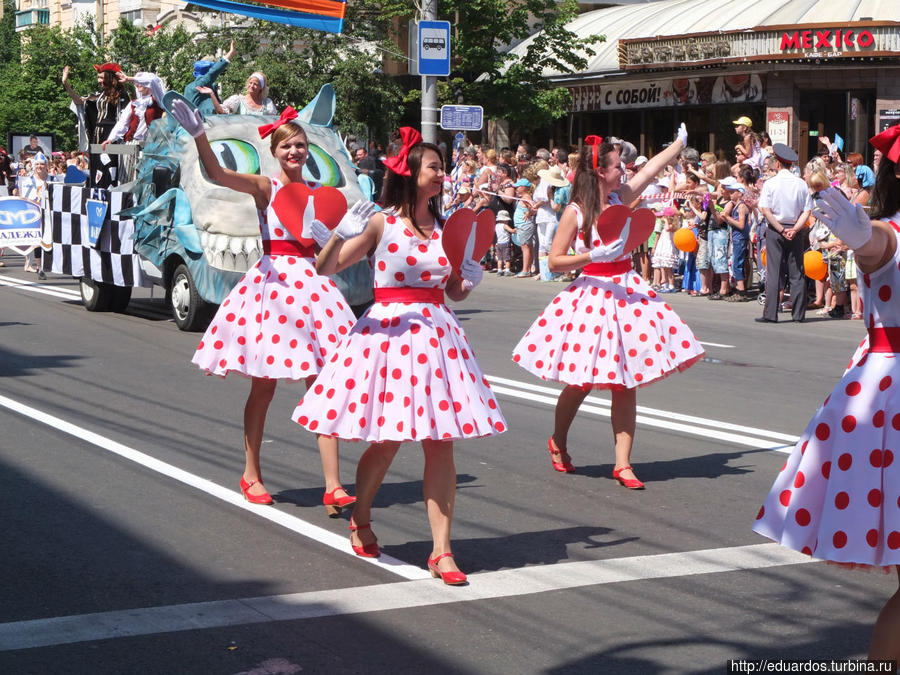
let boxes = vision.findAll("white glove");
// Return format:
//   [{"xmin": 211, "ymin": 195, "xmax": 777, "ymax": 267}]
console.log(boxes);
[
  {"xmin": 589, "ymin": 218, "xmax": 630, "ymax": 263},
  {"xmin": 676, "ymin": 123, "xmax": 688, "ymax": 147},
  {"xmin": 460, "ymin": 258, "xmax": 483, "ymax": 291},
  {"xmin": 335, "ymin": 200, "xmax": 376, "ymax": 240},
  {"xmin": 170, "ymin": 100, "xmax": 205, "ymax": 138},
  {"xmin": 310, "ymin": 219, "xmax": 333, "ymax": 248},
  {"xmin": 814, "ymin": 187, "xmax": 872, "ymax": 250}
]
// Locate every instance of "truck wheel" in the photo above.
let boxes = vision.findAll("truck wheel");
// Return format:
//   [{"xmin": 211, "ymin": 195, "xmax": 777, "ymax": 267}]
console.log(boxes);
[
  {"xmin": 110, "ymin": 285, "xmax": 132, "ymax": 313},
  {"xmin": 169, "ymin": 263, "xmax": 213, "ymax": 331},
  {"xmin": 80, "ymin": 277, "xmax": 113, "ymax": 312}
]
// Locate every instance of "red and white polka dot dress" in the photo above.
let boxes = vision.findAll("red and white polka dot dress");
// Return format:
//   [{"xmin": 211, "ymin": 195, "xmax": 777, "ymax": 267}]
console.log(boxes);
[
  {"xmin": 192, "ymin": 177, "xmax": 356, "ymax": 380},
  {"xmin": 753, "ymin": 224, "xmax": 900, "ymax": 566},
  {"xmin": 512, "ymin": 204, "xmax": 704, "ymax": 389},
  {"xmin": 291, "ymin": 212, "xmax": 506, "ymax": 442}
]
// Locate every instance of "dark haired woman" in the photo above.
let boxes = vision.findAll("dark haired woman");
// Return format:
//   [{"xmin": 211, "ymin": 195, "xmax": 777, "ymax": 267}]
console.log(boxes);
[
  {"xmin": 293, "ymin": 128, "xmax": 506, "ymax": 584},
  {"xmin": 169, "ymin": 101, "xmax": 359, "ymax": 513},
  {"xmin": 512, "ymin": 127, "xmax": 704, "ymax": 487},
  {"xmin": 62, "ymin": 63, "xmax": 131, "ymax": 187},
  {"xmin": 753, "ymin": 124, "xmax": 900, "ymax": 662}
]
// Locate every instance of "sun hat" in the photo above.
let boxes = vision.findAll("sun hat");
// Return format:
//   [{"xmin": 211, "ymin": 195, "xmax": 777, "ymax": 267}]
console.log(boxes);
[
  {"xmin": 732, "ymin": 116, "xmax": 753, "ymax": 127},
  {"xmin": 457, "ymin": 185, "xmax": 470, "ymax": 194},
  {"xmin": 496, "ymin": 210, "xmax": 512, "ymax": 221},
  {"xmin": 513, "ymin": 178, "xmax": 531, "ymax": 187},
  {"xmin": 633, "ymin": 155, "xmax": 648, "ymax": 167},
  {"xmin": 537, "ymin": 165, "xmax": 569, "ymax": 187}
]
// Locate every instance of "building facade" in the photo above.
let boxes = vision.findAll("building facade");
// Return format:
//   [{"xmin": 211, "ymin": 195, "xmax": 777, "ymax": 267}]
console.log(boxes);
[{"xmin": 510, "ymin": 0, "xmax": 900, "ymax": 163}]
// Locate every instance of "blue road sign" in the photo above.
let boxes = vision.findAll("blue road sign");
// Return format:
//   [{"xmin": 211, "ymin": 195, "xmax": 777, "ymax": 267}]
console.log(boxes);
[
  {"xmin": 440, "ymin": 105, "xmax": 483, "ymax": 131},
  {"xmin": 418, "ymin": 20, "xmax": 451, "ymax": 77}
]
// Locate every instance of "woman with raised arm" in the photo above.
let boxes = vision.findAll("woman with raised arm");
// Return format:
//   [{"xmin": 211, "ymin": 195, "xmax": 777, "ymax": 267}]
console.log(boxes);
[
  {"xmin": 753, "ymin": 124, "xmax": 900, "ymax": 662},
  {"xmin": 512, "ymin": 127, "xmax": 704, "ymax": 488},
  {"xmin": 168, "ymin": 100, "xmax": 358, "ymax": 514},
  {"xmin": 292, "ymin": 128, "xmax": 506, "ymax": 585}
]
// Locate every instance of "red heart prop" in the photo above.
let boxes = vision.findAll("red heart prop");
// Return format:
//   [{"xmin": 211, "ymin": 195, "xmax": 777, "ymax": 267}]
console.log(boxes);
[
  {"xmin": 271, "ymin": 182, "xmax": 313, "ymax": 244},
  {"xmin": 442, "ymin": 208, "xmax": 496, "ymax": 273},
  {"xmin": 594, "ymin": 204, "xmax": 655, "ymax": 253},
  {"xmin": 312, "ymin": 186, "xmax": 348, "ymax": 230}
]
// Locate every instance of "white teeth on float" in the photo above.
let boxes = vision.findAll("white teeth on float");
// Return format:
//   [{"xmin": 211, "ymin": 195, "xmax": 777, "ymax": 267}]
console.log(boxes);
[{"xmin": 199, "ymin": 232, "xmax": 262, "ymax": 273}]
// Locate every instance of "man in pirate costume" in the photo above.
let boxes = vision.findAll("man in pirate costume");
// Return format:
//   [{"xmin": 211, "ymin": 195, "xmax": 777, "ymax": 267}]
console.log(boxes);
[{"xmin": 62, "ymin": 62, "xmax": 131, "ymax": 188}]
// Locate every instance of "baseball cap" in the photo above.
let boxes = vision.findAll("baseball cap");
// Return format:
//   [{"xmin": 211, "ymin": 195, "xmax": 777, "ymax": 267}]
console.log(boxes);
[
  {"xmin": 732, "ymin": 116, "xmax": 753, "ymax": 127},
  {"xmin": 513, "ymin": 178, "xmax": 531, "ymax": 187},
  {"xmin": 720, "ymin": 178, "xmax": 745, "ymax": 192}
]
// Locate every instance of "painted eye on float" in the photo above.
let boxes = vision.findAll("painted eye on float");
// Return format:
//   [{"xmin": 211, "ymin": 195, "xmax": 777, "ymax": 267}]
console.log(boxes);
[
  {"xmin": 304, "ymin": 144, "xmax": 344, "ymax": 187},
  {"xmin": 209, "ymin": 139, "xmax": 261, "ymax": 175}
]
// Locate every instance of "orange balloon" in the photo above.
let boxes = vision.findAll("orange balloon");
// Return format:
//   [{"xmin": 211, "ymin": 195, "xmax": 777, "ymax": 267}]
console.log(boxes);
[
  {"xmin": 761, "ymin": 248, "xmax": 767, "ymax": 267},
  {"xmin": 804, "ymin": 250, "xmax": 827, "ymax": 280},
  {"xmin": 673, "ymin": 228, "xmax": 698, "ymax": 253}
]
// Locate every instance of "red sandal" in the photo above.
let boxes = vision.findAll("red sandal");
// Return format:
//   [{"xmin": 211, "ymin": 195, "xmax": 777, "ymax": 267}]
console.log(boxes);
[
  {"xmin": 323, "ymin": 487, "xmax": 356, "ymax": 517},
  {"xmin": 239, "ymin": 476, "xmax": 273, "ymax": 505},
  {"xmin": 547, "ymin": 437, "xmax": 575, "ymax": 473},
  {"xmin": 349, "ymin": 519, "xmax": 380, "ymax": 558},
  {"xmin": 427, "ymin": 553, "xmax": 467, "ymax": 585},
  {"xmin": 612, "ymin": 466, "xmax": 645, "ymax": 490}
]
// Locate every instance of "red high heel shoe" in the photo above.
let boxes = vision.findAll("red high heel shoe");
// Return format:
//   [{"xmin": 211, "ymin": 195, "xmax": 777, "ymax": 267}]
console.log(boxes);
[
  {"xmin": 427, "ymin": 553, "xmax": 467, "ymax": 586},
  {"xmin": 240, "ymin": 476, "xmax": 274, "ymax": 505},
  {"xmin": 349, "ymin": 519, "xmax": 380, "ymax": 558},
  {"xmin": 323, "ymin": 487, "xmax": 357, "ymax": 517},
  {"xmin": 547, "ymin": 438, "xmax": 575, "ymax": 473},
  {"xmin": 612, "ymin": 466, "xmax": 645, "ymax": 490}
]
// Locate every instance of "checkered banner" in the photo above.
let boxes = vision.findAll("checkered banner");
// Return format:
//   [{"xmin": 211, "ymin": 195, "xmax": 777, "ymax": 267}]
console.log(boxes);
[{"xmin": 44, "ymin": 185, "xmax": 148, "ymax": 287}]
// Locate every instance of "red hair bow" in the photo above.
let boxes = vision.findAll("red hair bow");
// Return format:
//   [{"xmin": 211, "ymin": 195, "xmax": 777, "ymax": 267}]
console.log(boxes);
[
  {"xmin": 871, "ymin": 123, "xmax": 900, "ymax": 164},
  {"xmin": 258, "ymin": 106, "xmax": 299, "ymax": 139},
  {"xmin": 584, "ymin": 134, "xmax": 604, "ymax": 170},
  {"xmin": 383, "ymin": 127, "xmax": 423, "ymax": 177}
]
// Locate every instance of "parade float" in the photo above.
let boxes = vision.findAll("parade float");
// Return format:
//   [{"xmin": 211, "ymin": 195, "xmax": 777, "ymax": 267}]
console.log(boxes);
[{"xmin": 43, "ymin": 84, "xmax": 369, "ymax": 330}]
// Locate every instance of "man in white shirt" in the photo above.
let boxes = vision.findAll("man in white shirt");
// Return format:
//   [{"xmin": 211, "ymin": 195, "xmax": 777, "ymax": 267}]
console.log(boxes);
[{"xmin": 757, "ymin": 143, "xmax": 814, "ymax": 323}]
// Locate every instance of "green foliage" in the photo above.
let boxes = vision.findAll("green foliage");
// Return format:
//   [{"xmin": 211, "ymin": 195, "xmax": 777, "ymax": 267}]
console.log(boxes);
[
  {"xmin": 359, "ymin": 0, "xmax": 602, "ymax": 137},
  {"xmin": 108, "ymin": 18, "xmax": 197, "ymax": 94},
  {"xmin": 0, "ymin": 7, "xmax": 402, "ymax": 151},
  {"xmin": 195, "ymin": 13, "xmax": 404, "ymax": 140}
]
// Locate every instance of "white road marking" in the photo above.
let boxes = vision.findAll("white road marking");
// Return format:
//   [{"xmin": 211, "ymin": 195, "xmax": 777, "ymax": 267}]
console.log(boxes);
[
  {"xmin": 0, "ymin": 543, "xmax": 812, "ymax": 651},
  {"xmin": 487, "ymin": 375, "xmax": 800, "ymax": 451},
  {"xmin": 698, "ymin": 340, "xmax": 735, "ymax": 349},
  {"xmin": 0, "ymin": 273, "xmax": 80, "ymax": 300},
  {"xmin": 0, "ymin": 394, "xmax": 430, "ymax": 581}
]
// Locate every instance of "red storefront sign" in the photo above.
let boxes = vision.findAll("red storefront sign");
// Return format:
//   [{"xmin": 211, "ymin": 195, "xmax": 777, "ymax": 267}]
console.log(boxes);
[{"xmin": 780, "ymin": 29, "xmax": 875, "ymax": 51}]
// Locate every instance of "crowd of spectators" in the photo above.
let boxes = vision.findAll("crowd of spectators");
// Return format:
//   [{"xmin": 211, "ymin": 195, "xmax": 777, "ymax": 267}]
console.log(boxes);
[{"xmin": 396, "ymin": 116, "xmax": 880, "ymax": 322}]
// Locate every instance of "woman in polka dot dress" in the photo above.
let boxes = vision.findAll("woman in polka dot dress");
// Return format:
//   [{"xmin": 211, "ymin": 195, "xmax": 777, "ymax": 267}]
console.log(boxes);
[
  {"xmin": 294, "ymin": 129, "xmax": 505, "ymax": 584},
  {"xmin": 512, "ymin": 128, "xmax": 704, "ymax": 488},
  {"xmin": 170, "ymin": 101, "xmax": 358, "ymax": 511},
  {"xmin": 753, "ymin": 128, "xmax": 900, "ymax": 662}
]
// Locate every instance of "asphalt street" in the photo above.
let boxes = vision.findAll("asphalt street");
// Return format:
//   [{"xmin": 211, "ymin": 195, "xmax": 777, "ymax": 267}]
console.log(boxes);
[{"xmin": 0, "ymin": 258, "xmax": 893, "ymax": 674}]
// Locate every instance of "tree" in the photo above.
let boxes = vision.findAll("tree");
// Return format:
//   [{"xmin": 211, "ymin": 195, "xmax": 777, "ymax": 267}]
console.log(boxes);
[
  {"xmin": 195, "ymin": 9, "xmax": 404, "ymax": 141},
  {"xmin": 360, "ymin": 0, "xmax": 602, "ymax": 138},
  {"xmin": 0, "ymin": 19, "xmax": 99, "ymax": 152},
  {"xmin": 108, "ymin": 18, "xmax": 197, "ymax": 95}
]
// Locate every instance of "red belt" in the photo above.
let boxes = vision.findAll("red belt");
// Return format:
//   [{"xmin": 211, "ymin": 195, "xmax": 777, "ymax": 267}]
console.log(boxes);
[
  {"xmin": 263, "ymin": 239, "xmax": 315, "ymax": 258},
  {"xmin": 582, "ymin": 259, "xmax": 633, "ymax": 277},
  {"xmin": 868, "ymin": 327, "xmax": 900, "ymax": 353},
  {"xmin": 374, "ymin": 287, "xmax": 445, "ymax": 304}
]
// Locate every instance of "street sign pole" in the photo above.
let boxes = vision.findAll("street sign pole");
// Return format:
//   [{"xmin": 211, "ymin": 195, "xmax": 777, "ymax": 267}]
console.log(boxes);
[{"xmin": 421, "ymin": 0, "xmax": 438, "ymax": 144}]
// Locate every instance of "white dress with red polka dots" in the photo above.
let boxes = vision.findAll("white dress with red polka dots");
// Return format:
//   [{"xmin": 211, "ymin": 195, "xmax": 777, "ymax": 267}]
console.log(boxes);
[
  {"xmin": 191, "ymin": 177, "xmax": 356, "ymax": 380},
  {"xmin": 753, "ymin": 223, "xmax": 900, "ymax": 566},
  {"xmin": 291, "ymin": 212, "xmax": 507, "ymax": 442},
  {"xmin": 511, "ymin": 203, "xmax": 705, "ymax": 389}
]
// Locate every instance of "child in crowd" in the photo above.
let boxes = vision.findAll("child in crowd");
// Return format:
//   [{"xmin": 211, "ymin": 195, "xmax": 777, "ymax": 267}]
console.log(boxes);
[
  {"xmin": 513, "ymin": 178, "xmax": 536, "ymax": 277},
  {"xmin": 494, "ymin": 210, "xmax": 515, "ymax": 276},
  {"xmin": 651, "ymin": 206, "xmax": 679, "ymax": 292}
]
